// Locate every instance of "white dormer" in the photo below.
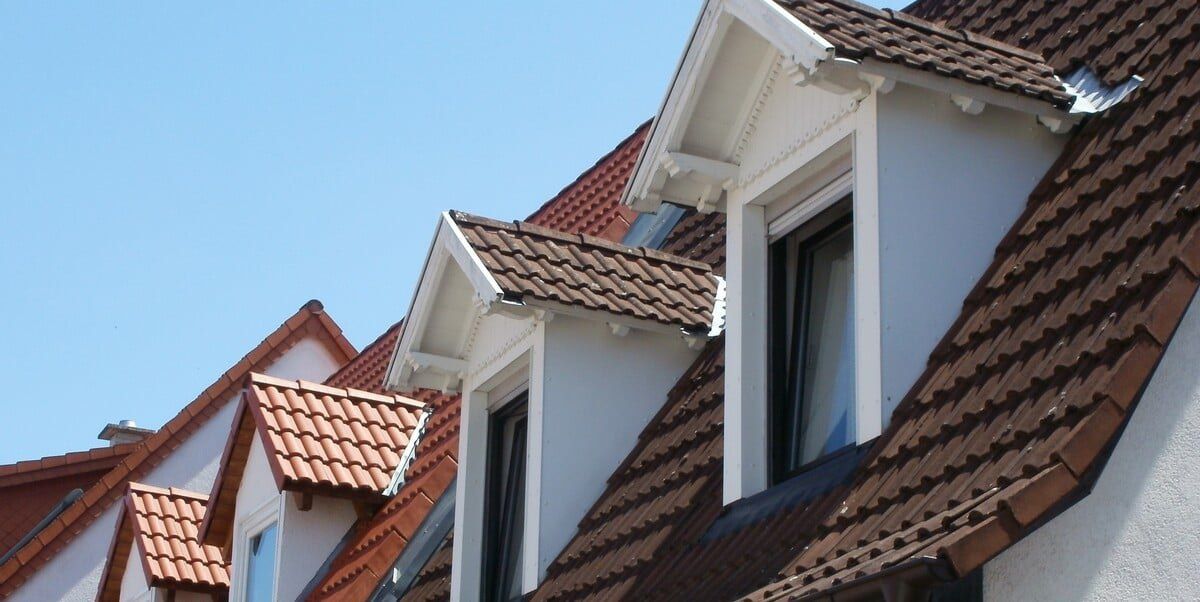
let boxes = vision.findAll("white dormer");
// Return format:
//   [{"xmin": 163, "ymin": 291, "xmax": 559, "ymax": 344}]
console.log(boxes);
[
  {"xmin": 386, "ymin": 212, "xmax": 722, "ymax": 600},
  {"xmin": 623, "ymin": 0, "xmax": 1085, "ymax": 503}
]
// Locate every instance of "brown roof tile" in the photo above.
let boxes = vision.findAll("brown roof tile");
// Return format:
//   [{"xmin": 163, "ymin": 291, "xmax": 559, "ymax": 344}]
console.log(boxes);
[
  {"xmin": 0, "ymin": 300, "xmax": 356, "ymax": 596},
  {"xmin": 97, "ymin": 483, "xmax": 228, "ymax": 602},
  {"xmin": 397, "ymin": 531, "xmax": 453, "ymax": 602},
  {"xmin": 526, "ymin": 123, "xmax": 648, "ymax": 242},
  {"xmin": 778, "ymin": 0, "xmax": 1073, "ymax": 107},
  {"xmin": 451, "ymin": 211, "xmax": 721, "ymax": 333},
  {"xmin": 534, "ymin": 0, "xmax": 1200, "ymax": 599}
]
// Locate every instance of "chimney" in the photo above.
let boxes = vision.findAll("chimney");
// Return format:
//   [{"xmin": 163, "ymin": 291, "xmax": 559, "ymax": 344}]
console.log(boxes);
[{"xmin": 97, "ymin": 420, "xmax": 155, "ymax": 446}]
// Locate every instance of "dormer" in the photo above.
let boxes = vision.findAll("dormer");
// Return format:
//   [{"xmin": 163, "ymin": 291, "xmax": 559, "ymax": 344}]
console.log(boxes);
[
  {"xmin": 198, "ymin": 374, "xmax": 426, "ymax": 602},
  {"xmin": 622, "ymin": 0, "xmax": 1108, "ymax": 503},
  {"xmin": 386, "ymin": 211, "xmax": 722, "ymax": 600}
]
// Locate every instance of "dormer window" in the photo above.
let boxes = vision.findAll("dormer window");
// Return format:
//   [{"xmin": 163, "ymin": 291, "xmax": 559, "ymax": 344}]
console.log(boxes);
[
  {"xmin": 769, "ymin": 206, "xmax": 854, "ymax": 481},
  {"xmin": 484, "ymin": 394, "xmax": 529, "ymax": 602}
]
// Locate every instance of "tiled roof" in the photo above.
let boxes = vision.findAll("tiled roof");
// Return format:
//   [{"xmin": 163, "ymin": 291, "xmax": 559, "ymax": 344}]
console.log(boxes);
[
  {"xmin": 249, "ymin": 374, "xmax": 425, "ymax": 494},
  {"xmin": 309, "ymin": 389, "xmax": 460, "ymax": 600},
  {"xmin": 324, "ymin": 320, "xmax": 404, "ymax": 394},
  {"xmin": 536, "ymin": 0, "xmax": 1200, "ymax": 599},
  {"xmin": 398, "ymin": 532, "xmax": 453, "ymax": 602},
  {"xmin": 0, "ymin": 300, "xmax": 356, "ymax": 595},
  {"xmin": 526, "ymin": 122, "xmax": 648, "ymax": 242},
  {"xmin": 97, "ymin": 484, "xmax": 228, "ymax": 602},
  {"xmin": 0, "ymin": 443, "xmax": 138, "ymax": 558},
  {"xmin": 660, "ymin": 210, "xmax": 727, "ymax": 276},
  {"xmin": 200, "ymin": 375, "xmax": 425, "ymax": 547},
  {"xmin": 451, "ymin": 211, "xmax": 722, "ymax": 333},
  {"xmin": 778, "ymin": 0, "xmax": 1073, "ymax": 107}
]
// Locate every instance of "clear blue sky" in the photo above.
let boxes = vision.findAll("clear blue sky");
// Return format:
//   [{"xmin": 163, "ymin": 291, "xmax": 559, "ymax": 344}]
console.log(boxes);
[{"xmin": 0, "ymin": 0, "xmax": 905, "ymax": 464}]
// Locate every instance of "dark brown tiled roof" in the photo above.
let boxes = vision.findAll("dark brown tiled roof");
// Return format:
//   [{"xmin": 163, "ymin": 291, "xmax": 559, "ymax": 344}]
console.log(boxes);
[
  {"xmin": 779, "ymin": 0, "xmax": 1073, "ymax": 107},
  {"xmin": 536, "ymin": 0, "xmax": 1200, "ymax": 599},
  {"xmin": 526, "ymin": 123, "xmax": 648, "ymax": 242},
  {"xmin": 660, "ymin": 210, "xmax": 727, "ymax": 276},
  {"xmin": 97, "ymin": 484, "xmax": 228, "ymax": 602},
  {"xmin": 0, "ymin": 444, "xmax": 138, "ymax": 558},
  {"xmin": 0, "ymin": 301, "xmax": 357, "ymax": 595},
  {"xmin": 309, "ymin": 389, "xmax": 460, "ymax": 600},
  {"xmin": 451, "ymin": 211, "xmax": 721, "ymax": 333},
  {"xmin": 398, "ymin": 532, "xmax": 453, "ymax": 602}
]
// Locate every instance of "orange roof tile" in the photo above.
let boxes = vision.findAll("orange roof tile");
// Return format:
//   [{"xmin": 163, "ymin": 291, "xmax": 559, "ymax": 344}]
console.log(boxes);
[
  {"xmin": 308, "ymin": 389, "xmax": 460, "ymax": 601},
  {"xmin": 451, "ymin": 211, "xmax": 721, "ymax": 333},
  {"xmin": 526, "ymin": 122, "xmax": 648, "ymax": 242},
  {"xmin": 97, "ymin": 483, "xmax": 228, "ymax": 602},
  {"xmin": 200, "ymin": 374, "xmax": 426, "ymax": 548},
  {"xmin": 0, "ymin": 300, "xmax": 356, "ymax": 596}
]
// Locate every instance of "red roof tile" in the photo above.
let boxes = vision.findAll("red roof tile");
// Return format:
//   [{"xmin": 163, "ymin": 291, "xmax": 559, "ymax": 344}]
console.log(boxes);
[
  {"xmin": 525, "ymin": 123, "xmax": 648, "ymax": 242},
  {"xmin": 199, "ymin": 375, "xmax": 426, "ymax": 548},
  {"xmin": 451, "ymin": 211, "xmax": 721, "ymax": 333},
  {"xmin": 779, "ymin": 0, "xmax": 1072, "ymax": 107},
  {"xmin": 0, "ymin": 300, "xmax": 356, "ymax": 596},
  {"xmin": 0, "ymin": 444, "xmax": 138, "ymax": 558},
  {"xmin": 325, "ymin": 321, "xmax": 404, "ymax": 394},
  {"xmin": 97, "ymin": 483, "xmax": 228, "ymax": 602},
  {"xmin": 309, "ymin": 389, "xmax": 460, "ymax": 600},
  {"xmin": 534, "ymin": 0, "xmax": 1200, "ymax": 599}
]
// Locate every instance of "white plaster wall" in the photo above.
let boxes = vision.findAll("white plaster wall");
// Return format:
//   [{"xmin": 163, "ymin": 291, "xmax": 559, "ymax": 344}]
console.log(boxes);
[
  {"xmin": 233, "ymin": 436, "xmax": 280, "ymax": 524},
  {"xmin": 536, "ymin": 316, "xmax": 699, "ymax": 577},
  {"xmin": 275, "ymin": 493, "xmax": 357, "ymax": 601},
  {"xmin": 984, "ymin": 294, "xmax": 1200, "ymax": 601},
  {"xmin": 7, "ymin": 336, "xmax": 342, "ymax": 602},
  {"xmin": 118, "ymin": 548, "xmax": 149, "ymax": 602},
  {"xmin": 875, "ymin": 83, "xmax": 1064, "ymax": 421}
]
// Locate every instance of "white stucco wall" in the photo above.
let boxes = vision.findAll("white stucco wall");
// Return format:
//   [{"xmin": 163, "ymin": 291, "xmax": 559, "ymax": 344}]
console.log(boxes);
[
  {"xmin": 537, "ymin": 316, "xmax": 699, "ymax": 578},
  {"xmin": 875, "ymin": 82, "xmax": 1065, "ymax": 421},
  {"xmin": 275, "ymin": 491, "xmax": 357, "ymax": 601},
  {"xmin": 117, "ymin": 548, "xmax": 149, "ymax": 602},
  {"xmin": 984, "ymin": 293, "xmax": 1200, "ymax": 601},
  {"xmin": 7, "ymin": 336, "xmax": 343, "ymax": 602}
]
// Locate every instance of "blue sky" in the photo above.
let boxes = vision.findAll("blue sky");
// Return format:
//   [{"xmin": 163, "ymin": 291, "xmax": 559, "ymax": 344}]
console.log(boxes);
[{"xmin": 0, "ymin": 0, "xmax": 906, "ymax": 464}]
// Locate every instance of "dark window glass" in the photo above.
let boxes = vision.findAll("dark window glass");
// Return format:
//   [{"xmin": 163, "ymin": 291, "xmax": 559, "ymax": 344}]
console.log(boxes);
[
  {"xmin": 245, "ymin": 522, "xmax": 278, "ymax": 602},
  {"xmin": 483, "ymin": 394, "xmax": 529, "ymax": 602},
  {"xmin": 769, "ymin": 208, "xmax": 855, "ymax": 482}
]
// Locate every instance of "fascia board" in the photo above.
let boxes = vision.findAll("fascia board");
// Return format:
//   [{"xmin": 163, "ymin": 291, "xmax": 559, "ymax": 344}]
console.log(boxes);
[
  {"xmin": 387, "ymin": 213, "xmax": 505, "ymax": 392},
  {"xmin": 624, "ymin": 0, "xmax": 834, "ymax": 212},
  {"xmin": 857, "ymin": 58, "xmax": 1075, "ymax": 122}
]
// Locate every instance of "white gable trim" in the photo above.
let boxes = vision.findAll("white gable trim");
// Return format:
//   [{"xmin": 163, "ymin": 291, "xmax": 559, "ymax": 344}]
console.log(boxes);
[{"xmin": 386, "ymin": 212, "xmax": 503, "ymax": 393}]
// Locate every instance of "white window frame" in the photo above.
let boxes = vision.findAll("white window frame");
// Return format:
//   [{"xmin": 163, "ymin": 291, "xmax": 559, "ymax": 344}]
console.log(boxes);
[
  {"xmin": 725, "ymin": 93, "xmax": 882, "ymax": 504},
  {"xmin": 452, "ymin": 320, "xmax": 545, "ymax": 602},
  {"xmin": 231, "ymin": 496, "xmax": 282, "ymax": 602}
]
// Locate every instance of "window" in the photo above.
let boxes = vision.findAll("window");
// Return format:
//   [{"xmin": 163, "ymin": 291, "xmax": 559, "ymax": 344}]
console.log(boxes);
[
  {"xmin": 769, "ymin": 203, "xmax": 855, "ymax": 482},
  {"xmin": 483, "ymin": 394, "xmax": 529, "ymax": 602},
  {"xmin": 244, "ymin": 522, "xmax": 278, "ymax": 602}
]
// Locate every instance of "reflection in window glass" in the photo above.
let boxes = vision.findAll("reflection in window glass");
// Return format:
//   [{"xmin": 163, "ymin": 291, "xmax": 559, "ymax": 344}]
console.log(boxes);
[
  {"xmin": 769, "ymin": 208, "xmax": 855, "ymax": 481},
  {"xmin": 245, "ymin": 522, "xmax": 277, "ymax": 602},
  {"xmin": 484, "ymin": 395, "xmax": 528, "ymax": 602}
]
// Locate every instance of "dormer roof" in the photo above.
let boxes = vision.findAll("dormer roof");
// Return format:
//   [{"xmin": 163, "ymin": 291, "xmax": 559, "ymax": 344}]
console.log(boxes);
[
  {"xmin": 388, "ymin": 210, "xmax": 723, "ymax": 392},
  {"xmin": 96, "ymin": 483, "xmax": 228, "ymax": 602},
  {"xmin": 199, "ymin": 374, "xmax": 426, "ymax": 547}
]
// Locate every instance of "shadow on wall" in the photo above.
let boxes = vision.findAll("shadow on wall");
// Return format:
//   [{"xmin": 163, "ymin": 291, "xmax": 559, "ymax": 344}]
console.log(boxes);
[{"xmin": 984, "ymin": 297, "xmax": 1200, "ymax": 601}]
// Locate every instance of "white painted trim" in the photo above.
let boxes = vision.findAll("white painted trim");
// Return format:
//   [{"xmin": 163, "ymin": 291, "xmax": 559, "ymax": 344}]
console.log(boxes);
[
  {"xmin": 443, "ymin": 213, "xmax": 505, "ymax": 305},
  {"xmin": 767, "ymin": 170, "xmax": 852, "ymax": 240},
  {"xmin": 231, "ymin": 496, "xmax": 282, "ymax": 602},
  {"xmin": 851, "ymin": 93, "xmax": 883, "ymax": 444}
]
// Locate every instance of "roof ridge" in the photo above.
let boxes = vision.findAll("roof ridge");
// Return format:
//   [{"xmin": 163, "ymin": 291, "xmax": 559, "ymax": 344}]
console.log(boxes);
[
  {"xmin": 126, "ymin": 482, "xmax": 209, "ymax": 502},
  {"xmin": 0, "ymin": 300, "xmax": 354, "ymax": 595},
  {"xmin": 0, "ymin": 442, "xmax": 140, "ymax": 480},
  {"xmin": 249, "ymin": 371, "xmax": 426, "ymax": 409},
  {"xmin": 450, "ymin": 210, "xmax": 713, "ymax": 272}
]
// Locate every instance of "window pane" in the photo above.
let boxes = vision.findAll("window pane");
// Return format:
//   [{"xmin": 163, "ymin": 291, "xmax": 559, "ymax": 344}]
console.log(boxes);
[
  {"xmin": 798, "ymin": 225, "xmax": 854, "ymax": 463},
  {"xmin": 485, "ymin": 397, "xmax": 528, "ymax": 602},
  {"xmin": 245, "ymin": 522, "xmax": 277, "ymax": 602}
]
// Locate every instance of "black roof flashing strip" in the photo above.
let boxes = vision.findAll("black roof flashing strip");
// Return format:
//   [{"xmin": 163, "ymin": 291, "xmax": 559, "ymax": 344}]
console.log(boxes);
[
  {"xmin": 0, "ymin": 488, "xmax": 84, "ymax": 566},
  {"xmin": 372, "ymin": 478, "xmax": 457, "ymax": 601}
]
